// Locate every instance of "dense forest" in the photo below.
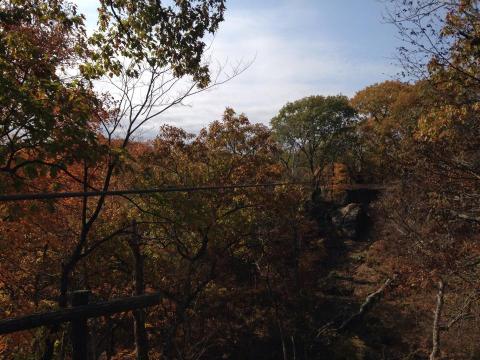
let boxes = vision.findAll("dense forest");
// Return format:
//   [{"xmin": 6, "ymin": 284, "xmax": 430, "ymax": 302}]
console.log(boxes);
[{"xmin": 1, "ymin": 0, "xmax": 480, "ymax": 359}]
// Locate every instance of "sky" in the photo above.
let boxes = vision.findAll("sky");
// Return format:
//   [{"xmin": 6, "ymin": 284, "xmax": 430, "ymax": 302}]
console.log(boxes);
[{"xmin": 74, "ymin": 0, "xmax": 402, "ymax": 135}]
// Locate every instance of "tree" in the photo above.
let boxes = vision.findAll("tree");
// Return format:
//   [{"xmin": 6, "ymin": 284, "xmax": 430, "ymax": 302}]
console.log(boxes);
[
  {"xmin": 0, "ymin": 0, "xmax": 102, "ymax": 191},
  {"xmin": 373, "ymin": 1, "xmax": 480, "ymax": 357},
  {"xmin": 121, "ymin": 109, "xmax": 288, "ymax": 357},
  {"xmin": 85, "ymin": 0, "xmax": 226, "ymax": 86},
  {"xmin": 271, "ymin": 95, "xmax": 356, "ymax": 182},
  {"xmin": 350, "ymin": 80, "xmax": 424, "ymax": 182},
  {"xmin": 386, "ymin": 0, "xmax": 480, "ymax": 85},
  {"xmin": 1, "ymin": 1, "xmax": 231, "ymax": 358}
]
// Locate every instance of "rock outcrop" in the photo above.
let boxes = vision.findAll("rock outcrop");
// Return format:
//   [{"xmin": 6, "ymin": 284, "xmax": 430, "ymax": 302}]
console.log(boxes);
[
  {"xmin": 332, "ymin": 203, "xmax": 364, "ymax": 239},
  {"xmin": 308, "ymin": 187, "xmax": 378, "ymax": 241}
]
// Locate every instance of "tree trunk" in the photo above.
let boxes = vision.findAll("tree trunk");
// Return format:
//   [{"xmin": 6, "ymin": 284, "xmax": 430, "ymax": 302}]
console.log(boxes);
[
  {"xmin": 292, "ymin": 224, "xmax": 301, "ymax": 290},
  {"xmin": 430, "ymin": 279, "xmax": 445, "ymax": 360},
  {"xmin": 129, "ymin": 220, "xmax": 149, "ymax": 360},
  {"xmin": 71, "ymin": 290, "xmax": 90, "ymax": 360},
  {"xmin": 106, "ymin": 318, "xmax": 115, "ymax": 359}
]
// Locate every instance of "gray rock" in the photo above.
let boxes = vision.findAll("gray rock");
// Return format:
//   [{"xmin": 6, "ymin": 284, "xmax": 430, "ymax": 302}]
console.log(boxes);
[{"xmin": 332, "ymin": 203, "xmax": 363, "ymax": 239}]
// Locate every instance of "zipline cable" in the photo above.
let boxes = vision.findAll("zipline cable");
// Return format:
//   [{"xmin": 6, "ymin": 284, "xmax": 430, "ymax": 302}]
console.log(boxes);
[{"xmin": 0, "ymin": 182, "xmax": 311, "ymax": 202}]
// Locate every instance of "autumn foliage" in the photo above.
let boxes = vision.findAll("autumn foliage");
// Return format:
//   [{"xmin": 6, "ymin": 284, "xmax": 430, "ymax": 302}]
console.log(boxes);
[{"xmin": 1, "ymin": 1, "xmax": 480, "ymax": 359}]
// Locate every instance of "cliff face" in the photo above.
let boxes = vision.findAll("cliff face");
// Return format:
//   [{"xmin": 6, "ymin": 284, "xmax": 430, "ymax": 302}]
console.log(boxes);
[
  {"xmin": 304, "ymin": 187, "xmax": 411, "ymax": 359},
  {"xmin": 305, "ymin": 183, "xmax": 480, "ymax": 359},
  {"xmin": 308, "ymin": 186, "xmax": 379, "ymax": 242}
]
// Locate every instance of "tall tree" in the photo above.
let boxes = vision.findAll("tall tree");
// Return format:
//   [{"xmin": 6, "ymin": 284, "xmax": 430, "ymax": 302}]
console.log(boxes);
[{"xmin": 271, "ymin": 95, "xmax": 356, "ymax": 182}]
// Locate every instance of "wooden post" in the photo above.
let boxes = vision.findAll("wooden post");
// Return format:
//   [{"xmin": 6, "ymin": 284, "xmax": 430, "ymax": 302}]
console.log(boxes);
[{"xmin": 71, "ymin": 290, "xmax": 90, "ymax": 360}]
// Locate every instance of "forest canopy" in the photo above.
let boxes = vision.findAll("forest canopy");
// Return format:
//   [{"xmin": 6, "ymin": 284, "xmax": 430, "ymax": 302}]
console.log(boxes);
[{"xmin": 1, "ymin": 1, "xmax": 480, "ymax": 359}]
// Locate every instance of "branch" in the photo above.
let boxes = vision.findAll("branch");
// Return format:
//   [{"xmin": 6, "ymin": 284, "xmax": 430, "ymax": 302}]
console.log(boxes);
[{"xmin": 337, "ymin": 277, "xmax": 395, "ymax": 333}]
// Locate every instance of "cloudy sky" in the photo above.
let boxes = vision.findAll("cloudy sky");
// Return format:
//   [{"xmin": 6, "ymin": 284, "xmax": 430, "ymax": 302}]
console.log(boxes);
[{"xmin": 74, "ymin": 0, "xmax": 401, "ymax": 135}]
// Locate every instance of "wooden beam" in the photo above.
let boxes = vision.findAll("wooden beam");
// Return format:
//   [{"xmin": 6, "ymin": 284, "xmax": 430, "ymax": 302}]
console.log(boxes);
[{"xmin": 0, "ymin": 292, "xmax": 164, "ymax": 335}]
